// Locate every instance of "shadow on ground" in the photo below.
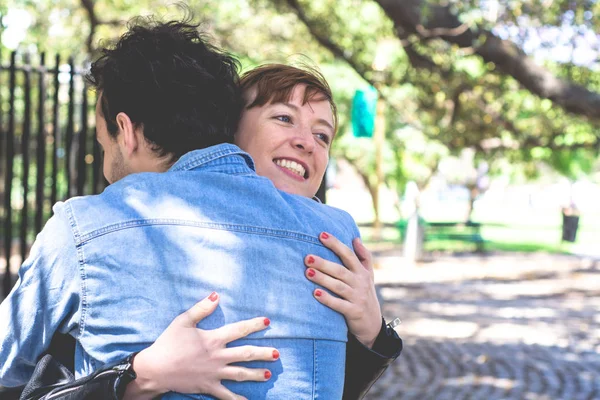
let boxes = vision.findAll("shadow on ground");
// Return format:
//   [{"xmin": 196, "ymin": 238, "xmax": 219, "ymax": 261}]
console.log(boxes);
[{"xmin": 370, "ymin": 251, "xmax": 600, "ymax": 400}]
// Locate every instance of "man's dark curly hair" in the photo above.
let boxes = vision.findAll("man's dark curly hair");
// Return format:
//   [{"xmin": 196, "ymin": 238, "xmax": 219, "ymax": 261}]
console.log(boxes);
[{"xmin": 87, "ymin": 16, "xmax": 242, "ymax": 163}]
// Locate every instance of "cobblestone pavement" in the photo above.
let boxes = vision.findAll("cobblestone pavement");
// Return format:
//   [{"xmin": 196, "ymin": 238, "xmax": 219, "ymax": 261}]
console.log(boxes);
[{"xmin": 367, "ymin": 250, "xmax": 600, "ymax": 400}]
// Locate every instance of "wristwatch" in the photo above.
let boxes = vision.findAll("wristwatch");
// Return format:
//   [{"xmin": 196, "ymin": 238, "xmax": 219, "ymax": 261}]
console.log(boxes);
[
  {"xmin": 387, "ymin": 317, "xmax": 401, "ymax": 329},
  {"xmin": 111, "ymin": 352, "xmax": 139, "ymax": 399}
]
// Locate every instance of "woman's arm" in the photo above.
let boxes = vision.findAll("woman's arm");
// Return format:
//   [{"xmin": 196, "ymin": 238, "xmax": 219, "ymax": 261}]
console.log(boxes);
[
  {"xmin": 343, "ymin": 318, "xmax": 402, "ymax": 400},
  {"xmin": 124, "ymin": 292, "xmax": 277, "ymax": 399},
  {"xmin": 20, "ymin": 292, "xmax": 277, "ymax": 400},
  {"xmin": 305, "ymin": 233, "xmax": 403, "ymax": 399}
]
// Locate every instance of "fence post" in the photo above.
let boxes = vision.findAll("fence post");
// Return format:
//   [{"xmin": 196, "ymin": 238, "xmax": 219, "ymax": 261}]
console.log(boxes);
[
  {"xmin": 65, "ymin": 58, "xmax": 75, "ymax": 198},
  {"xmin": 50, "ymin": 54, "xmax": 60, "ymax": 207},
  {"xmin": 35, "ymin": 52, "xmax": 47, "ymax": 234},
  {"xmin": 20, "ymin": 56, "xmax": 32, "ymax": 263},
  {"xmin": 0, "ymin": 46, "xmax": 4, "ymax": 166},
  {"xmin": 3, "ymin": 51, "xmax": 17, "ymax": 295},
  {"xmin": 77, "ymin": 78, "xmax": 88, "ymax": 196},
  {"xmin": 92, "ymin": 91, "xmax": 102, "ymax": 193}
]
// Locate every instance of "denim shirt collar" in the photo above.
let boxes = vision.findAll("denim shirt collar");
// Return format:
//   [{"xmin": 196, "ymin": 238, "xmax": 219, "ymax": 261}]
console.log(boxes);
[{"xmin": 168, "ymin": 143, "xmax": 255, "ymax": 173}]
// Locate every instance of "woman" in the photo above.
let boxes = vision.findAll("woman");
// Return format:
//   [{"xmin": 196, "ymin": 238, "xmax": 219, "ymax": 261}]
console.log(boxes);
[{"xmin": 22, "ymin": 64, "xmax": 401, "ymax": 400}]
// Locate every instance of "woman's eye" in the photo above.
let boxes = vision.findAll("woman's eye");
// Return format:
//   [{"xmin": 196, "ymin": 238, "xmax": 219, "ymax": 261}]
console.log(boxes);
[
  {"xmin": 315, "ymin": 133, "xmax": 330, "ymax": 145},
  {"xmin": 275, "ymin": 115, "xmax": 292, "ymax": 123}
]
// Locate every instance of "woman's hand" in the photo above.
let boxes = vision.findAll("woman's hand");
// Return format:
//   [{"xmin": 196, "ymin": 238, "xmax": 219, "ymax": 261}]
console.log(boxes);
[
  {"xmin": 305, "ymin": 233, "xmax": 382, "ymax": 349},
  {"xmin": 124, "ymin": 292, "xmax": 279, "ymax": 400}
]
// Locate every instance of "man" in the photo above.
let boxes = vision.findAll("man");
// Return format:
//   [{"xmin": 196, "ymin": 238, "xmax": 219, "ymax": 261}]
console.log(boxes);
[{"xmin": 0, "ymin": 18, "xmax": 361, "ymax": 399}]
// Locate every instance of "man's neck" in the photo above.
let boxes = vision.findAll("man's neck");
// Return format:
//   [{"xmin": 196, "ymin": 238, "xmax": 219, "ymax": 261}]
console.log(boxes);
[{"xmin": 132, "ymin": 153, "xmax": 175, "ymax": 174}]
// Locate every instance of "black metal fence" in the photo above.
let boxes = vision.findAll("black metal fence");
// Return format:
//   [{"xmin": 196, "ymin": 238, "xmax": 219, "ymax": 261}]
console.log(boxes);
[{"xmin": 0, "ymin": 50, "xmax": 104, "ymax": 297}]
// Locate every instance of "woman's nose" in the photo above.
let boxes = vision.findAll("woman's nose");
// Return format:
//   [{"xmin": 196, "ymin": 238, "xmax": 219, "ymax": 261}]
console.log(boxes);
[{"xmin": 291, "ymin": 128, "xmax": 315, "ymax": 153}]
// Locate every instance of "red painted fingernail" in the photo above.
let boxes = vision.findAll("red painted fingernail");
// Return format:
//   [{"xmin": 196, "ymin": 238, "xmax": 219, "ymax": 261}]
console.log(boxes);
[
  {"xmin": 307, "ymin": 268, "xmax": 316, "ymax": 278},
  {"xmin": 321, "ymin": 232, "xmax": 330, "ymax": 239},
  {"xmin": 208, "ymin": 292, "xmax": 218, "ymax": 302},
  {"xmin": 264, "ymin": 370, "xmax": 272, "ymax": 380},
  {"xmin": 263, "ymin": 318, "xmax": 271, "ymax": 326},
  {"xmin": 307, "ymin": 256, "xmax": 315, "ymax": 265},
  {"xmin": 315, "ymin": 289, "xmax": 323, "ymax": 297},
  {"xmin": 272, "ymin": 350, "xmax": 280, "ymax": 360}
]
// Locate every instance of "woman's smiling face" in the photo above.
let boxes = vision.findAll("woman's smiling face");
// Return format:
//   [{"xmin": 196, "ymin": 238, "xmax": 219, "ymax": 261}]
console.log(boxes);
[{"xmin": 234, "ymin": 84, "xmax": 335, "ymax": 198}]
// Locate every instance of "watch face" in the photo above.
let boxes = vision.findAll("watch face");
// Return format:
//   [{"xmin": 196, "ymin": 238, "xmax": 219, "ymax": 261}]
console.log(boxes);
[
  {"xmin": 388, "ymin": 318, "xmax": 402, "ymax": 329},
  {"xmin": 113, "ymin": 353, "xmax": 139, "ymax": 397}
]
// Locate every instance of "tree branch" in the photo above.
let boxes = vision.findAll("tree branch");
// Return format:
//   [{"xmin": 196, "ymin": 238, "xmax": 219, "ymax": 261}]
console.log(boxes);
[
  {"xmin": 282, "ymin": 0, "xmax": 425, "ymax": 130},
  {"xmin": 279, "ymin": 0, "xmax": 599, "ymax": 153},
  {"xmin": 374, "ymin": 0, "xmax": 600, "ymax": 120},
  {"xmin": 283, "ymin": 0, "xmax": 376, "ymax": 86},
  {"xmin": 79, "ymin": 0, "xmax": 126, "ymax": 53}
]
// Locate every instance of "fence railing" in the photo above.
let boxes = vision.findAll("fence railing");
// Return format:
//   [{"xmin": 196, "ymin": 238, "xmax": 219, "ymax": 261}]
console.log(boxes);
[{"xmin": 0, "ymin": 50, "xmax": 104, "ymax": 297}]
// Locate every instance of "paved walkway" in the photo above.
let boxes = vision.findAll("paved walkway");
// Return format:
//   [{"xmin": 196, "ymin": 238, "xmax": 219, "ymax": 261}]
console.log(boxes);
[{"xmin": 367, "ymin": 250, "xmax": 600, "ymax": 399}]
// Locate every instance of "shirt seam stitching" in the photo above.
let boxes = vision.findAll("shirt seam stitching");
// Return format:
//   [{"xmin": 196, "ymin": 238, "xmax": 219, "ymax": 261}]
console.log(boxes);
[
  {"xmin": 75, "ymin": 220, "xmax": 331, "ymax": 246},
  {"xmin": 64, "ymin": 203, "xmax": 89, "ymax": 337},
  {"xmin": 313, "ymin": 339, "xmax": 317, "ymax": 399},
  {"xmin": 169, "ymin": 145, "xmax": 255, "ymax": 172}
]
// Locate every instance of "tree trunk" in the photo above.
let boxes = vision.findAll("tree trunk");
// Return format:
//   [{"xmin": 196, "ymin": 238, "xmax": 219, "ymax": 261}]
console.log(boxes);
[
  {"xmin": 339, "ymin": 157, "xmax": 379, "ymax": 225},
  {"xmin": 466, "ymin": 184, "xmax": 478, "ymax": 222}
]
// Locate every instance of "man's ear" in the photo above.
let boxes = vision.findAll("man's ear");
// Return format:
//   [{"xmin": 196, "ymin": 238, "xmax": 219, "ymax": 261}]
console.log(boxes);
[{"xmin": 115, "ymin": 112, "xmax": 139, "ymax": 156}]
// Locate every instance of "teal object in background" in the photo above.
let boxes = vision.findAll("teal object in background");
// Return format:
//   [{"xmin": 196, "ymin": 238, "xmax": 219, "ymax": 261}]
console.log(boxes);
[{"xmin": 351, "ymin": 86, "xmax": 378, "ymax": 138}]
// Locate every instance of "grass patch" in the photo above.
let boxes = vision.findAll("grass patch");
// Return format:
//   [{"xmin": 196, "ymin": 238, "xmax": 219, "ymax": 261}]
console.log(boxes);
[
  {"xmin": 423, "ymin": 239, "xmax": 568, "ymax": 254},
  {"xmin": 358, "ymin": 222, "xmax": 589, "ymax": 255}
]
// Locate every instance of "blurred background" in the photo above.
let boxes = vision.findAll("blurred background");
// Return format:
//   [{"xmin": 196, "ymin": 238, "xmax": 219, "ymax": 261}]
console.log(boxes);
[{"xmin": 0, "ymin": 0, "xmax": 599, "ymax": 398}]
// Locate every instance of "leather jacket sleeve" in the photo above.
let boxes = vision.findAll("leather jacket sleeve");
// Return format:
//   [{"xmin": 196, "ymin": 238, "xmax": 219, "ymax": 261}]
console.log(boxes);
[
  {"xmin": 342, "ymin": 318, "xmax": 403, "ymax": 400},
  {"xmin": 19, "ymin": 353, "xmax": 136, "ymax": 400}
]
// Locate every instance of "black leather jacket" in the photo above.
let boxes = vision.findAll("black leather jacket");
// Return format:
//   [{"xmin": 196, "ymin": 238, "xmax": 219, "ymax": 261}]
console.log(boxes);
[
  {"xmin": 343, "ymin": 318, "xmax": 403, "ymax": 400},
  {"xmin": 15, "ymin": 319, "xmax": 402, "ymax": 400}
]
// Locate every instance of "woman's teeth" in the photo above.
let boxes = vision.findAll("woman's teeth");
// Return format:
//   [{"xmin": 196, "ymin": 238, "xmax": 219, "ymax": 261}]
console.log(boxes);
[{"xmin": 275, "ymin": 159, "xmax": 306, "ymax": 178}]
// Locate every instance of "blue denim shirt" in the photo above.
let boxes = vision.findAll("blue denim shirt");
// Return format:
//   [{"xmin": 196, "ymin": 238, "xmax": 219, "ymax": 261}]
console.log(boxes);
[{"xmin": 0, "ymin": 144, "xmax": 360, "ymax": 398}]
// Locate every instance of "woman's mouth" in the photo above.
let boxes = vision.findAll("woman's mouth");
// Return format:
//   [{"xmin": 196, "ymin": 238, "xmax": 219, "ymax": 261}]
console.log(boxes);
[{"xmin": 274, "ymin": 158, "xmax": 308, "ymax": 180}]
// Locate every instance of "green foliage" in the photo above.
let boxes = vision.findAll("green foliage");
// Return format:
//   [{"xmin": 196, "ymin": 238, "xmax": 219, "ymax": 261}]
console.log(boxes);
[
  {"xmin": 2, "ymin": 0, "xmax": 599, "ymax": 196},
  {"xmin": 550, "ymin": 149, "xmax": 596, "ymax": 180}
]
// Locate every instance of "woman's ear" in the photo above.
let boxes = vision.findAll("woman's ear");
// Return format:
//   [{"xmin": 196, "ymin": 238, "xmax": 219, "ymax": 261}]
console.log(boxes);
[{"xmin": 115, "ymin": 112, "xmax": 139, "ymax": 156}]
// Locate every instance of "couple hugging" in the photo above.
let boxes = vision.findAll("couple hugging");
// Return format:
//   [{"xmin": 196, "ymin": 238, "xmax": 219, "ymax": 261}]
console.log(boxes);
[{"xmin": 0, "ymin": 15, "xmax": 402, "ymax": 400}]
